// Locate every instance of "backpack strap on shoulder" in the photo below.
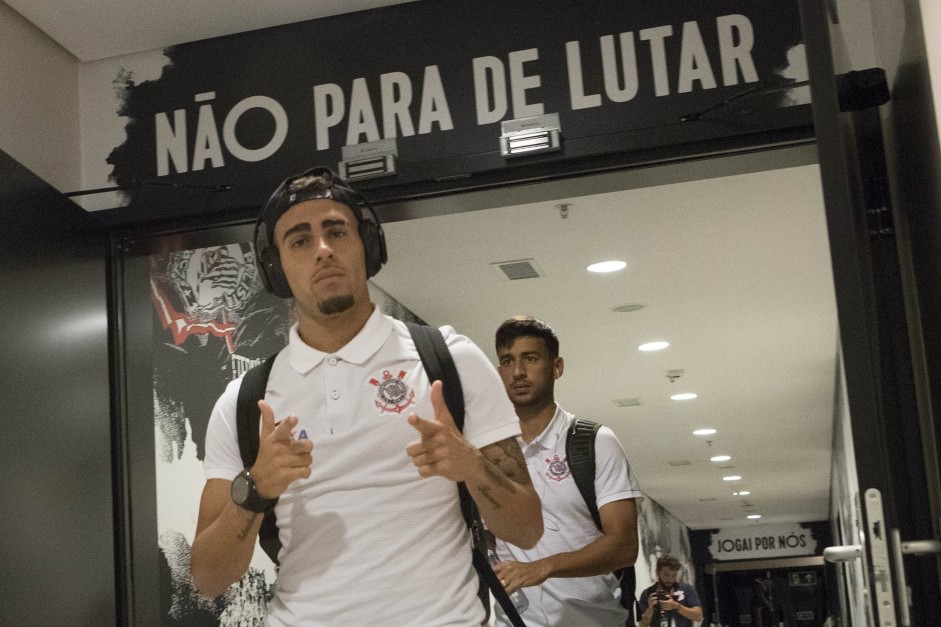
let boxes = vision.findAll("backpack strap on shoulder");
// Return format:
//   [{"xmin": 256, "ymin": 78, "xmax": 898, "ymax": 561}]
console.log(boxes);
[
  {"xmin": 405, "ymin": 321, "xmax": 465, "ymax": 428},
  {"xmin": 236, "ymin": 354, "xmax": 278, "ymax": 468},
  {"xmin": 566, "ymin": 418, "xmax": 602, "ymax": 530},
  {"xmin": 235, "ymin": 352, "xmax": 280, "ymax": 565},
  {"xmin": 566, "ymin": 418, "xmax": 638, "ymax": 620}
]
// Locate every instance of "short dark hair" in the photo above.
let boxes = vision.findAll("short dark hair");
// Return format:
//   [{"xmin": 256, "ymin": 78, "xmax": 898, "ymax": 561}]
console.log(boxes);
[
  {"xmin": 656, "ymin": 555, "xmax": 682, "ymax": 573},
  {"xmin": 495, "ymin": 316, "xmax": 559, "ymax": 358}
]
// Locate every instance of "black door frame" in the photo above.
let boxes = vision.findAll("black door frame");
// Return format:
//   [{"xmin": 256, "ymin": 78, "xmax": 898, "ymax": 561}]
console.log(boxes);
[{"xmin": 799, "ymin": 0, "xmax": 941, "ymax": 624}]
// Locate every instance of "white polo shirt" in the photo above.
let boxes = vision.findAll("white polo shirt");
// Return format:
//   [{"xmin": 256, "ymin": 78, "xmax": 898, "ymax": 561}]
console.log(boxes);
[
  {"xmin": 204, "ymin": 306, "xmax": 522, "ymax": 626},
  {"xmin": 494, "ymin": 404, "xmax": 643, "ymax": 627}
]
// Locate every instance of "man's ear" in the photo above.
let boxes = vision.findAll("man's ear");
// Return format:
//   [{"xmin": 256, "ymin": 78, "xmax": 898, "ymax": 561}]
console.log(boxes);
[{"xmin": 554, "ymin": 357, "xmax": 564, "ymax": 378}]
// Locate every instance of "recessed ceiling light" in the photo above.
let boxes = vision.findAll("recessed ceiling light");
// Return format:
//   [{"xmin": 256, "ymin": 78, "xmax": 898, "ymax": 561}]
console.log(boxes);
[
  {"xmin": 693, "ymin": 428, "xmax": 717, "ymax": 436},
  {"xmin": 638, "ymin": 341, "xmax": 669, "ymax": 352},
  {"xmin": 733, "ymin": 491, "xmax": 751, "ymax": 496},
  {"xmin": 671, "ymin": 392, "xmax": 697, "ymax": 401},
  {"xmin": 586, "ymin": 260, "xmax": 627, "ymax": 273},
  {"xmin": 747, "ymin": 514, "xmax": 762, "ymax": 520},
  {"xmin": 723, "ymin": 475, "xmax": 742, "ymax": 482},
  {"xmin": 710, "ymin": 455, "xmax": 731, "ymax": 462}
]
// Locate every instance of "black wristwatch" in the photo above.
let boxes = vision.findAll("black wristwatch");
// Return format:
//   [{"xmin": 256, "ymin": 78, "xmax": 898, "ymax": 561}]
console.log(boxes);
[{"xmin": 231, "ymin": 468, "xmax": 277, "ymax": 513}]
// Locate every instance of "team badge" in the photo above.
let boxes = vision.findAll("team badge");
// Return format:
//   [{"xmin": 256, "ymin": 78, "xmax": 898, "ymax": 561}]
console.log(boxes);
[
  {"xmin": 545, "ymin": 455, "xmax": 571, "ymax": 482},
  {"xmin": 369, "ymin": 370, "xmax": 416, "ymax": 414}
]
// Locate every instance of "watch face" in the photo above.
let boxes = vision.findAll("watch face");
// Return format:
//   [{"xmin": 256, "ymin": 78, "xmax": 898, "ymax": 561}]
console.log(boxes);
[{"xmin": 232, "ymin": 474, "xmax": 250, "ymax": 504}]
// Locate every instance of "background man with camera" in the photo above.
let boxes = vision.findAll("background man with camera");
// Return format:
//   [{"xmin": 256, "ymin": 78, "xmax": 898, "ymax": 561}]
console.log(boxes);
[{"xmin": 637, "ymin": 554, "xmax": 703, "ymax": 627}]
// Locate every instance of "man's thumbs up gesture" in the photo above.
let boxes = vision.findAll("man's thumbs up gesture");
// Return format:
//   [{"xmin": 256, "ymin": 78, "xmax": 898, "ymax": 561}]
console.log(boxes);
[
  {"xmin": 406, "ymin": 380, "xmax": 480, "ymax": 483},
  {"xmin": 252, "ymin": 400, "xmax": 314, "ymax": 499}
]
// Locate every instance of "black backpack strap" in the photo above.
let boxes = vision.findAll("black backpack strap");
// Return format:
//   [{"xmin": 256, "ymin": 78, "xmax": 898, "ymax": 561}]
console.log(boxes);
[
  {"xmin": 473, "ymin": 548, "xmax": 528, "ymax": 627},
  {"xmin": 566, "ymin": 418, "xmax": 637, "ymax": 619},
  {"xmin": 406, "ymin": 322, "xmax": 464, "ymax": 428},
  {"xmin": 235, "ymin": 353, "xmax": 281, "ymax": 565},
  {"xmin": 235, "ymin": 354, "xmax": 278, "ymax": 467},
  {"xmin": 566, "ymin": 418, "xmax": 602, "ymax": 529},
  {"xmin": 406, "ymin": 322, "xmax": 526, "ymax": 627}
]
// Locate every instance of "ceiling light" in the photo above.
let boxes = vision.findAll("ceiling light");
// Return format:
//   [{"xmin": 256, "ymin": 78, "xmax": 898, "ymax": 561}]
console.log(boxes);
[
  {"xmin": 693, "ymin": 428, "xmax": 717, "ymax": 436},
  {"xmin": 733, "ymin": 491, "xmax": 751, "ymax": 496},
  {"xmin": 586, "ymin": 260, "xmax": 627, "ymax": 273},
  {"xmin": 671, "ymin": 392, "xmax": 698, "ymax": 401},
  {"xmin": 638, "ymin": 341, "xmax": 669, "ymax": 352},
  {"xmin": 723, "ymin": 475, "xmax": 742, "ymax": 482},
  {"xmin": 710, "ymin": 455, "xmax": 731, "ymax": 462},
  {"xmin": 747, "ymin": 514, "xmax": 762, "ymax": 520}
]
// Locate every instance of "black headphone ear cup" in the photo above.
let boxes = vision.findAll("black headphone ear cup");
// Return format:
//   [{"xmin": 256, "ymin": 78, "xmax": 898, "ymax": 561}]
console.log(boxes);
[
  {"xmin": 259, "ymin": 245, "xmax": 293, "ymax": 298},
  {"xmin": 359, "ymin": 220, "xmax": 387, "ymax": 278}
]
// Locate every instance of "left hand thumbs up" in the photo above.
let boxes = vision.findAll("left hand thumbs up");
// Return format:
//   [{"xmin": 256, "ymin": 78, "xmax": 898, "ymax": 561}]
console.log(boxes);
[{"xmin": 406, "ymin": 381, "xmax": 477, "ymax": 481}]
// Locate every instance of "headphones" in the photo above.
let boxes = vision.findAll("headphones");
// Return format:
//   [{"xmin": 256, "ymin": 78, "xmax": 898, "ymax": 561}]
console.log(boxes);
[{"xmin": 253, "ymin": 166, "xmax": 388, "ymax": 299}]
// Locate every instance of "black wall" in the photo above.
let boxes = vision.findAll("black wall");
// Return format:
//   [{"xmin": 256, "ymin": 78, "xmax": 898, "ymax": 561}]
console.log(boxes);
[{"xmin": 0, "ymin": 151, "xmax": 116, "ymax": 625}]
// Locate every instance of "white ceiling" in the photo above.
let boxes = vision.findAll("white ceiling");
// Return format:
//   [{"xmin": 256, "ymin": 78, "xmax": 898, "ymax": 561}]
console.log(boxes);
[
  {"xmin": 11, "ymin": 0, "xmax": 839, "ymax": 530},
  {"xmin": 7, "ymin": 0, "xmax": 418, "ymax": 62}
]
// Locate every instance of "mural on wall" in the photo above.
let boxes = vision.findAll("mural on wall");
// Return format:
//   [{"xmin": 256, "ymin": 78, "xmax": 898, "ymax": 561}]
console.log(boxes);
[
  {"xmin": 149, "ymin": 241, "xmax": 425, "ymax": 625},
  {"xmin": 635, "ymin": 495, "xmax": 696, "ymax": 593},
  {"xmin": 150, "ymin": 243, "xmax": 291, "ymax": 625}
]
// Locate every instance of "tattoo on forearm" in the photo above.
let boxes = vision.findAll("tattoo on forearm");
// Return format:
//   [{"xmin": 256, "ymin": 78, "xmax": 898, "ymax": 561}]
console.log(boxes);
[
  {"xmin": 477, "ymin": 485, "xmax": 501, "ymax": 509},
  {"xmin": 482, "ymin": 439, "xmax": 532, "ymax": 486},
  {"xmin": 235, "ymin": 513, "xmax": 256, "ymax": 544},
  {"xmin": 486, "ymin": 454, "xmax": 515, "ymax": 485}
]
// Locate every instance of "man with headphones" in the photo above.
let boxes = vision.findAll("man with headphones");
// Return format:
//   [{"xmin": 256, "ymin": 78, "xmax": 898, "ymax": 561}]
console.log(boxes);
[
  {"xmin": 190, "ymin": 167, "xmax": 542, "ymax": 626},
  {"xmin": 490, "ymin": 316, "xmax": 642, "ymax": 626}
]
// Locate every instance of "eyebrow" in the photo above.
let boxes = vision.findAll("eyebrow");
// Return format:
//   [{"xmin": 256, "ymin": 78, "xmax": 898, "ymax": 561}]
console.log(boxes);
[
  {"xmin": 279, "ymin": 218, "xmax": 350, "ymax": 243},
  {"xmin": 499, "ymin": 350, "xmax": 542, "ymax": 360}
]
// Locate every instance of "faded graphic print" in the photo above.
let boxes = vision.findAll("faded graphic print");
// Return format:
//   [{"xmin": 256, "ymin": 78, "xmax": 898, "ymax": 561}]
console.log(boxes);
[
  {"xmin": 635, "ymin": 496, "xmax": 696, "ymax": 593},
  {"xmin": 151, "ymin": 243, "xmax": 293, "ymax": 626}
]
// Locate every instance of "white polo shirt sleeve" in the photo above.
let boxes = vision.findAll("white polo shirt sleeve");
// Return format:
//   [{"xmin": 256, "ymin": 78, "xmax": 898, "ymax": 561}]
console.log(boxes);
[
  {"xmin": 594, "ymin": 424, "xmax": 644, "ymax": 508},
  {"xmin": 440, "ymin": 325, "xmax": 522, "ymax": 448}
]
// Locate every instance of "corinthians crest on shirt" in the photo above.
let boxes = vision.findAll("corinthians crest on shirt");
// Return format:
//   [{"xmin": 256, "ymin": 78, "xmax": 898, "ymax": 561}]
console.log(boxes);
[
  {"xmin": 545, "ymin": 454, "xmax": 571, "ymax": 482},
  {"xmin": 369, "ymin": 370, "xmax": 416, "ymax": 414}
]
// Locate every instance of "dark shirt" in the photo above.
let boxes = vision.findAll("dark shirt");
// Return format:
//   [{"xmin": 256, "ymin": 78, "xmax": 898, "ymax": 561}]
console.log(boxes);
[{"xmin": 638, "ymin": 582, "xmax": 702, "ymax": 627}]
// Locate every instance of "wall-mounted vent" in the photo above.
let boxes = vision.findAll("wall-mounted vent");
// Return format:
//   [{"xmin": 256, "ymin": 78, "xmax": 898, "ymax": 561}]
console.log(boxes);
[
  {"xmin": 491, "ymin": 258, "xmax": 543, "ymax": 281},
  {"xmin": 668, "ymin": 460, "xmax": 692, "ymax": 467},
  {"xmin": 613, "ymin": 397, "xmax": 642, "ymax": 407}
]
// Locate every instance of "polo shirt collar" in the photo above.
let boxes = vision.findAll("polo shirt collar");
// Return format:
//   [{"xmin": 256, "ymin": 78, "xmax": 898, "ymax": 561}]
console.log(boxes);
[
  {"xmin": 288, "ymin": 305, "xmax": 392, "ymax": 374},
  {"xmin": 527, "ymin": 403, "xmax": 569, "ymax": 452}
]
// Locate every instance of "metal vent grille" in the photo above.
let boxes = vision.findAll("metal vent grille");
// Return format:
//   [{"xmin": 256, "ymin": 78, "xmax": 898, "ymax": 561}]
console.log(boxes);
[
  {"xmin": 492, "ymin": 259, "xmax": 542, "ymax": 280},
  {"xmin": 613, "ymin": 397, "xmax": 642, "ymax": 407}
]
